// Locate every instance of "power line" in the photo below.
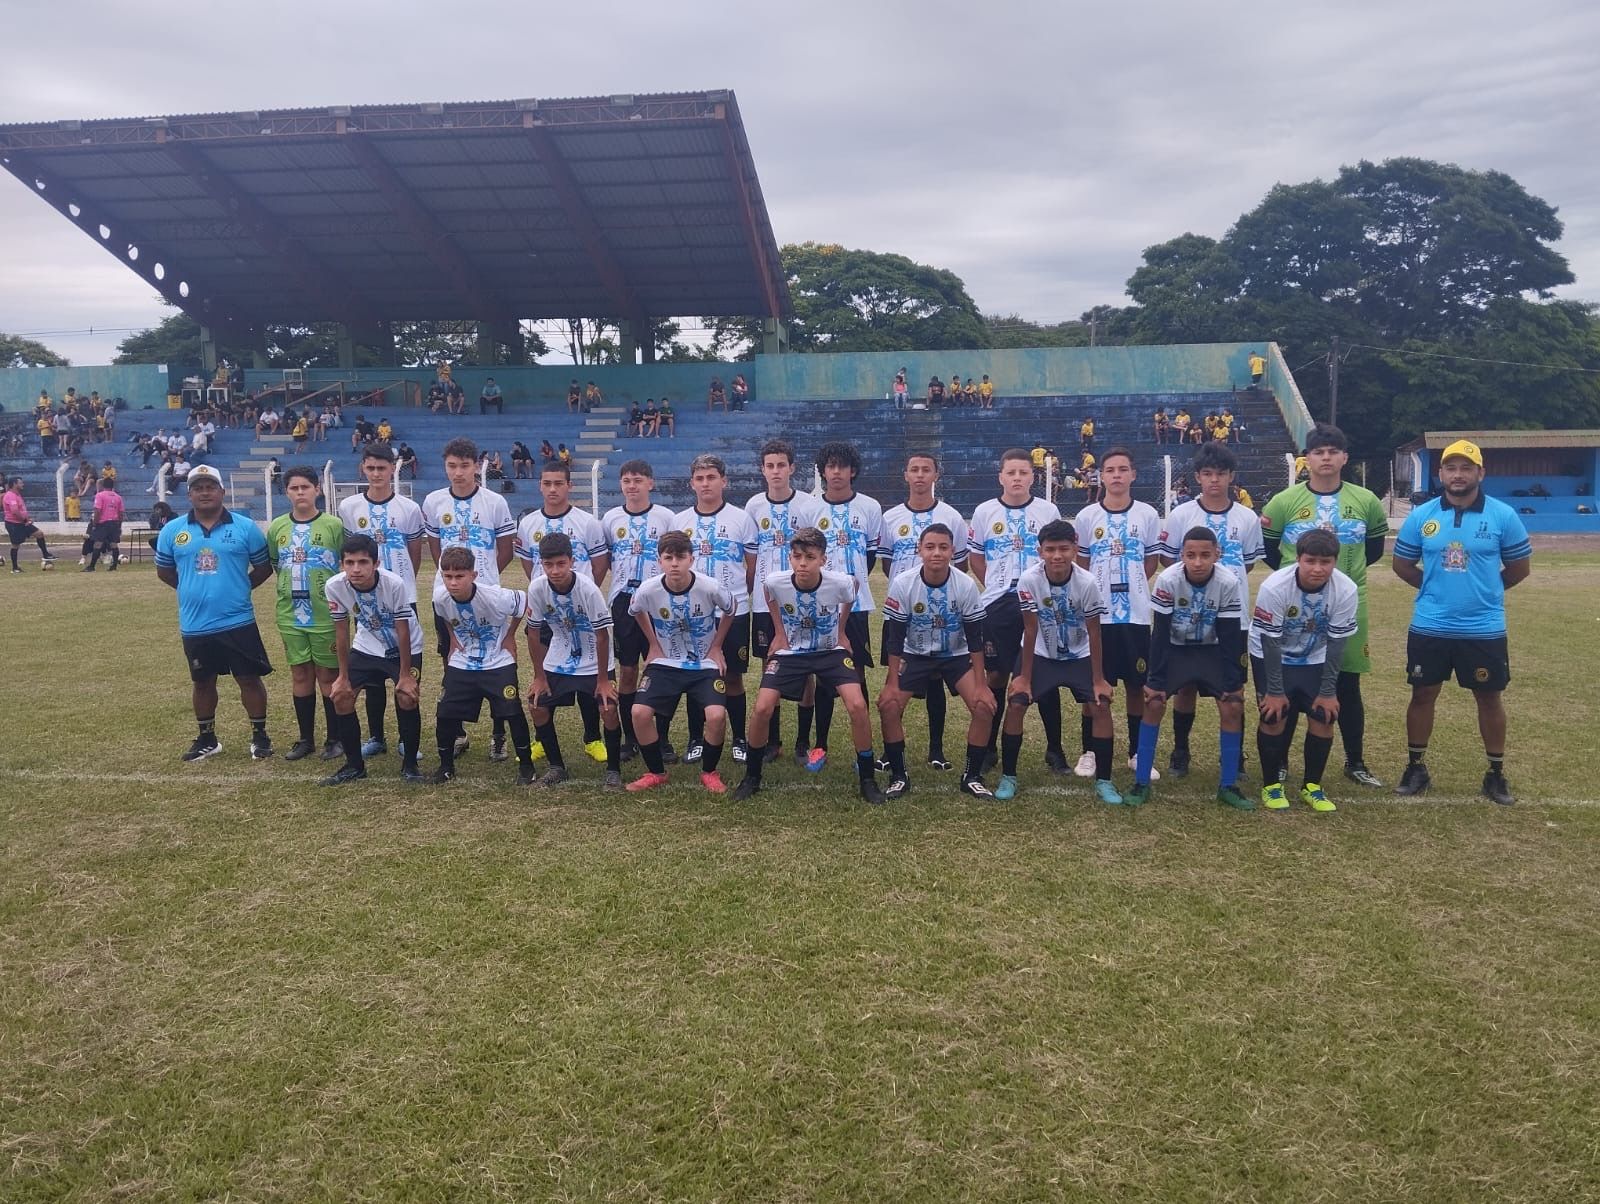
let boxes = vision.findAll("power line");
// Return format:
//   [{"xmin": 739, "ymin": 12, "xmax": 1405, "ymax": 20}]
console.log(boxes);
[{"xmin": 1346, "ymin": 342, "xmax": 1600, "ymax": 375}]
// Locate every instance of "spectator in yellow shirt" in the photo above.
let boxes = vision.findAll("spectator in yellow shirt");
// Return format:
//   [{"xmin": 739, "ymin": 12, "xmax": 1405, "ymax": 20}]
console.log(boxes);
[
  {"xmin": 1079, "ymin": 417, "xmax": 1095, "ymax": 453},
  {"xmin": 1248, "ymin": 351, "xmax": 1266, "ymax": 385},
  {"xmin": 978, "ymin": 375, "xmax": 994, "ymax": 404}
]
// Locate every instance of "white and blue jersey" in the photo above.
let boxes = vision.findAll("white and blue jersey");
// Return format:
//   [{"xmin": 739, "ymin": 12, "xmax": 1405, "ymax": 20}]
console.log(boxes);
[
  {"xmin": 601, "ymin": 502, "xmax": 677, "ymax": 602},
  {"xmin": 969, "ymin": 496, "xmax": 1060, "ymax": 609},
  {"xmin": 1394, "ymin": 494, "xmax": 1532, "ymax": 638},
  {"xmin": 674, "ymin": 503, "xmax": 758, "ymax": 616},
  {"xmin": 1160, "ymin": 499, "xmax": 1264, "ymax": 618},
  {"xmin": 1016, "ymin": 562, "xmax": 1105, "ymax": 662},
  {"xmin": 514, "ymin": 505, "xmax": 608, "ymax": 582},
  {"xmin": 813, "ymin": 492, "xmax": 882, "ymax": 613},
  {"xmin": 883, "ymin": 566, "xmax": 986, "ymax": 658},
  {"xmin": 338, "ymin": 490, "xmax": 424, "ymax": 603},
  {"xmin": 1248, "ymin": 565, "xmax": 1359, "ymax": 664},
  {"xmin": 1074, "ymin": 500, "xmax": 1162, "ymax": 626},
  {"xmin": 1149, "ymin": 562, "xmax": 1244, "ymax": 646},
  {"xmin": 434, "ymin": 582, "xmax": 527, "ymax": 671},
  {"xmin": 763, "ymin": 568, "xmax": 856, "ymax": 655},
  {"xmin": 879, "ymin": 500, "xmax": 969, "ymax": 580},
  {"xmin": 527, "ymin": 572, "xmax": 613, "ymax": 675},
  {"xmin": 629, "ymin": 572, "xmax": 736, "ymax": 670},
  {"xmin": 746, "ymin": 490, "xmax": 825, "ymax": 610},
  {"xmin": 326, "ymin": 567, "xmax": 424, "ymax": 659},
  {"xmin": 422, "ymin": 487, "xmax": 515, "ymax": 586}
]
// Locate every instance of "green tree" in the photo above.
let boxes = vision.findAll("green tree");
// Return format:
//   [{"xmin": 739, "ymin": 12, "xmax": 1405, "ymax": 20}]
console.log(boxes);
[
  {"xmin": 984, "ymin": 314, "xmax": 1094, "ymax": 349},
  {"xmin": 0, "ymin": 332, "xmax": 69, "ymax": 368},
  {"xmin": 780, "ymin": 242, "xmax": 989, "ymax": 352}
]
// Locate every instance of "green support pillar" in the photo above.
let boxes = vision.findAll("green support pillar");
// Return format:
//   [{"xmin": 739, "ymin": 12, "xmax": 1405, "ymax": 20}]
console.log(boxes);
[
  {"xmin": 761, "ymin": 318, "xmax": 789, "ymax": 356},
  {"xmin": 337, "ymin": 326, "xmax": 356, "ymax": 370},
  {"xmin": 199, "ymin": 325, "xmax": 219, "ymax": 374},
  {"xmin": 618, "ymin": 320, "xmax": 638, "ymax": 365},
  {"xmin": 639, "ymin": 317, "xmax": 656, "ymax": 365}
]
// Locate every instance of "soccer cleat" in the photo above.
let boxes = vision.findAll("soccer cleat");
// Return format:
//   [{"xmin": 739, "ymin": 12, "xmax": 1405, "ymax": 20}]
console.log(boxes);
[
  {"xmin": 731, "ymin": 740, "xmax": 748, "ymax": 764},
  {"xmin": 284, "ymin": 738, "xmax": 316, "ymax": 762},
  {"xmin": 10, "ymin": 568, "xmax": 20, "ymax": 575},
  {"xmin": 859, "ymin": 776, "xmax": 886, "ymax": 805},
  {"xmin": 804, "ymin": 747, "xmax": 828, "ymax": 773},
  {"xmin": 793, "ymin": 747, "xmax": 810, "ymax": 769},
  {"xmin": 603, "ymin": 769, "xmax": 624, "ymax": 790},
  {"xmin": 1044, "ymin": 748, "xmax": 1070, "ymax": 775},
  {"xmin": 427, "ymin": 766, "xmax": 456, "ymax": 785},
  {"xmin": 1300, "ymin": 783, "xmax": 1337, "ymax": 813},
  {"xmin": 319, "ymin": 764, "xmax": 368, "ymax": 787},
  {"xmin": 764, "ymin": 744, "xmax": 782, "ymax": 765},
  {"xmin": 1072, "ymin": 751, "xmax": 1097, "ymax": 778},
  {"xmin": 960, "ymin": 775, "xmax": 995, "ymax": 799},
  {"xmin": 1344, "ymin": 763, "xmax": 1384, "ymax": 788},
  {"xmin": 360, "ymin": 737, "xmax": 388, "ymax": 758},
  {"xmin": 320, "ymin": 740, "xmax": 343, "ymax": 761},
  {"xmin": 700, "ymin": 770, "xmax": 727, "ymax": 794},
  {"xmin": 250, "ymin": 733, "xmax": 274, "ymax": 761},
  {"xmin": 994, "ymin": 774, "xmax": 1018, "ymax": 801},
  {"xmin": 181, "ymin": 735, "xmax": 223, "ymax": 762},
  {"xmin": 489, "ymin": 735, "xmax": 508, "ymax": 762},
  {"xmin": 538, "ymin": 765, "xmax": 571, "ymax": 788},
  {"xmin": 626, "ymin": 771, "xmax": 669, "ymax": 793},
  {"xmin": 1128, "ymin": 756, "xmax": 1160, "ymax": 781},
  {"xmin": 400, "ymin": 766, "xmax": 427, "ymax": 784},
  {"xmin": 1482, "ymin": 772, "xmax": 1516, "ymax": 806},
  {"xmin": 516, "ymin": 763, "xmax": 539, "ymax": 786},
  {"xmin": 683, "ymin": 741, "xmax": 705, "ymax": 765},
  {"xmin": 619, "ymin": 742, "xmax": 638, "ymax": 764},
  {"xmin": 1216, "ymin": 785, "xmax": 1254, "ymax": 811},
  {"xmin": 927, "ymin": 753, "xmax": 952, "ymax": 771},
  {"xmin": 1261, "ymin": 782, "xmax": 1290, "ymax": 810},
  {"xmin": 884, "ymin": 775, "xmax": 911, "ymax": 800},
  {"xmin": 731, "ymin": 776, "xmax": 761, "ymax": 802},
  {"xmin": 1167, "ymin": 748, "xmax": 1191, "ymax": 778},
  {"xmin": 661, "ymin": 742, "xmax": 679, "ymax": 765},
  {"xmin": 1396, "ymin": 762, "xmax": 1431, "ymax": 796},
  {"xmin": 1096, "ymin": 779, "xmax": 1126, "ymax": 806},
  {"xmin": 453, "ymin": 733, "xmax": 471, "ymax": 756},
  {"xmin": 584, "ymin": 739, "xmax": 607, "ymax": 764},
  {"xmin": 1122, "ymin": 784, "xmax": 1151, "ymax": 807}
]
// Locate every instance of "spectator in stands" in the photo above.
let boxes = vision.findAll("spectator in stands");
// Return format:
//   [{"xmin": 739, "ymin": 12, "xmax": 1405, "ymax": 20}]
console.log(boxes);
[
  {"xmin": 146, "ymin": 499, "xmax": 176, "ymax": 551},
  {"xmin": 170, "ymin": 453, "xmax": 192, "ymax": 486},
  {"xmin": 511, "ymin": 440, "xmax": 534, "ymax": 478},
  {"xmin": 309, "ymin": 407, "xmax": 328, "ymax": 442},
  {"xmin": 892, "ymin": 369, "xmax": 908, "ymax": 410},
  {"xmin": 269, "ymin": 458, "xmax": 283, "ymax": 492},
  {"xmin": 1152, "ymin": 406, "xmax": 1169, "ymax": 444},
  {"xmin": 193, "ymin": 417, "xmax": 216, "ymax": 459},
  {"xmin": 291, "ymin": 413, "xmax": 309, "ymax": 451},
  {"xmin": 256, "ymin": 406, "xmax": 280, "ymax": 437},
  {"xmin": 964, "ymin": 377, "xmax": 979, "ymax": 406},
  {"xmin": 639, "ymin": 398, "xmax": 659, "ymax": 437},
  {"xmin": 1080, "ymin": 416, "xmax": 1095, "ymax": 453},
  {"xmin": 731, "ymin": 373, "xmax": 749, "ymax": 411},
  {"xmin": 446, "ymin": 378, "xmax": 466, "ymax": 415},
  {"xmin": 1294, "ymin": 452, "xmax": 1309, "ymax": 481},
  {"xmin": 375, "ymin": 417, "xmax": 394, "ymax": 445},
  {"xmin": 927, "ymin": 375, "xmax": 945, "ymax": 406},
  {"xmin": 628, "ymin": 401, "xmax": 645, "ymax": 436},
  {"xmin": 1248, "ymin": 349, "xmax": 1266, "ymax": 386},
  {"xmin": 426, "ymin": 379, "xmax": 448, "ymax": 413},
  {"xmin": 1232, "ymin": 482, "xmax": 1255, "ymax": 510},
  {"xmin": 1221, "ymin": 407, "xmax": 1238, "ymax": 442},
  {"xmin": 1080, "ymin": 455, "xmax": 1099, "ymax": 503},
  {"xmin": 567, "ymin": 379, "xmax": 583, "ymax": 412},
  {"xmin": 540, "ymin": 438, "xmax": 557, "ymax": 460},
  {"xmin": 480, "ymin": 378, "xmax": 504, "ymax": 414},
  {"xmin": 557, "ymin": 443, "xmax": 573, "ymax": 467},
  {"xmin": 486, "ymin": 451, "xmax": 506, "ymax": 481},
  {"xmin": 1030, "ymin": 442, "xmax": 1051, "ymax": 492},
  {"xmin": 979, "ymin": 375, "xmax": 994, "ymax": 406},
  {"xmin": 37, "ymin": 408, "xmax": 57, "ymax": 457},
  {"xmin": 947, "ymin": 369, "xmax": 963, "ymax": 403},
  {"xmin": 583, "ymin": 381, "xmax": 603, "ymax": 412},
  {"xmin": 37, "ymin": 390, "xmax": 52, "ymax": 411},
  {"xmin": 708, "ymin": 376, "xmax": 727, "ymax": 410},
  {"xmin": 1172, "ymin": 408, "xmax": 1191, "ymax": 442},
  {"xmin": 349, "ymin": 416, "xmax": 375, "ymax": 453},
  {"xmin": 1189, "ymin": 414, "xmax": 1206, "ymax": 445},
  {"xmin": 396, "ymin": 443, "xmax": 418, "ymax": 480},
  {"xmin": 656, "ymin": 397, "xmax": 676, "ymax": 438}
]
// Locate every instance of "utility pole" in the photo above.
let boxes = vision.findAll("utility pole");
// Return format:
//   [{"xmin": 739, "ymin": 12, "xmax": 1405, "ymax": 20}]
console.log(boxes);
[
  {"xmin": 1089, "ymin": 318, "xmax": 1098, "ymax": 347},
  {"xmin": 1328, "ymin": 335, "xmax": 1340, "ymax": 426}
]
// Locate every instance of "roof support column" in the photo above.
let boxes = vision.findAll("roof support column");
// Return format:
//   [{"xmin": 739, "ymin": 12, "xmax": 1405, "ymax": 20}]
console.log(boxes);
[
  {"xmin": 761, "ymin": 319, "xmax": 789, "ymax": 356},
  {"xmin": 199, "ymin": 325, "xmax": 219, "ymax": 374},
  {"xmin": 337, "ymin": 326, "xmax": 357, "ymax": 371},
  {"xmin": 618, "ymin": 320, "xmax": 638, "ymax": 366},
  {"xmin": 639, "ymin": 318, "xmax": 655, "ymax": 365}
]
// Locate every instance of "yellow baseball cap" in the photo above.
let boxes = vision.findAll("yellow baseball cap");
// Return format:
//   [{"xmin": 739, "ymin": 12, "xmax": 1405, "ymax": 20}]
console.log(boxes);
[{"xmin": 1440, "ymin": 439, "xmax": 1483, "ymax": 467}]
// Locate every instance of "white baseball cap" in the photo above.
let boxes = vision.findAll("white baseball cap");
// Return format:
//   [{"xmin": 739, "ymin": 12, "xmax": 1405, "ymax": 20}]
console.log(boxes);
[{"xmin": 186, "ymin": 464, "xmax": 224, "ymax": 487}]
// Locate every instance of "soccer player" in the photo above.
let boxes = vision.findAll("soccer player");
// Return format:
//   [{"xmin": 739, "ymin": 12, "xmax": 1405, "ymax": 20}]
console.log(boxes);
[
  {"xmin": 524, "ymin": 533, "xmax": 623, "ymax": 789},
  {"xmin": 1129, "ymin": 527, "xmax": 1249, "ymax": 809},
  {"xmin": 625, "ymin": 530, "xmax": 736, "ymax": 794},
  {"xmin": 745, "ymin": 439, "xmax": 824, "ymax": 761},
  {"xmin": 154, "ymin": 465, "xmax": 275, "ymax": 761},
  {"xmin": 969, "ymin": 449, "xmax": 1062, "ymax": 774},
  {"xmin": 324, "ymin": 534, "xmax": 424, "ymax": 785},
  {"xmin": 731, "ymin": 526, "xmax": 884, "ymax": 804},
  {"xmin": 878, "ymin": 452, "xmax": 969, "ymax": 770},
  {"xmin": 1391, "ymin": 439, "xmax": 1532, "ymax": 804},
  {"xmin": 1249, "ymin": 529, "xmax": 1359, "ymax": 812},
  {"xmin": 267, "ymin": 467, "xmax": 345, "ymax": 762},
  {"xmin": 1075, "ymin": 447, "xmax": 1163, "ymax": 777},
  {"xmin": 337, "ymin": 442, "xmax": 424, "ymax": 759},
  {"xmin": 4, "ymin": 477, "xmax": 56, "ymax": 572},
  {"xmin": 673, "ymin": 454, "xmax": 758, "ymax": 763},
  {"xmin": 1160, "ymin": 443, "xmax": 1264, "ymax": 778},
  {"xmin": 84, "ymin": 475, "xmax": 125, "ymax": 571},
  {"xmin": 601, "ymin": 459, "xmax": 679, "ymax": 763},
  {"xmin": 430, "ymin": 546, "xmax": 537, "ymax": 785},
  {"xmin": 1260, "ymin": 424, "xmax": 1389, "ymax": 787},
  {"xmin": 422, "ymin": 437, "xmax": 515, "ymax": 759},
  {"xmin": 809, "ymin": 441, "xmax": 883, "ymax": 770},
  {"xmin": 878, "ymin": 524, "xmax": 998, "ymax": 799},
  {"xmin": 516, "ymin": 458, "xmax": 612, "ymax": 764},
  {"xmin": 1001, "ymin": 521, "xmax": 1120, "ymax": 804}
]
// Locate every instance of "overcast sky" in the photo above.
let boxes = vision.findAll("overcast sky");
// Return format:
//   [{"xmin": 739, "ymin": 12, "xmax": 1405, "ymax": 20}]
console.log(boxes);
[{"xmin": 1, "ymin": 0, "xmax": 1596, "ymax": 365}]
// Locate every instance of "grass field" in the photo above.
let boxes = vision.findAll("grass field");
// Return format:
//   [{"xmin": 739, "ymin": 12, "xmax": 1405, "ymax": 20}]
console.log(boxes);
[{"xmin": 3, "ymin": 549, "xmax": 1598, "ymax": 1202}]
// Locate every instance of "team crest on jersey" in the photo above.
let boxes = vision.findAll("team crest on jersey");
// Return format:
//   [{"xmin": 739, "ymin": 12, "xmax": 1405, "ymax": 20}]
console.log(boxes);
[
  {"xmin": 1295, "ymin": 506, "xmax": 1313, "ymax": 521},
  {"xmin": 174, "ymin": 531, "xmax": 190, "ymax": 546},
  {"xmin": 713, "ymin": 678, "xmax": 726, "ymax": 694},
  {"xmin": 842, "ymin": 657, "xmax": 854, "ymax": 670},
  {"xmin": 502, "ymin": 685, "xmax": 518, "ymax": 700},
  {"xmin": 357, "ymin": 517, "xmax": 368, "ymax": 528},
  {"xmin": 783, "ymin": 603, "xmax": 796, "ymax": 614},
  {"xmin": 1177, "ymin": 596, "xmax": 1189, "ymax": 608},
  {"xmin": 616, "ymin": 526, "xmax": 627, "ymax": 538},
  {"xmin": 1421, "ymin": 519, "xmax": 1440, "ymax": 537},
  {"xmin": 544, "ymin": 605, "xmax": 556, "ymax": 615},
  {"xmin": 913, "ymin": 602, "xmax": 926, "ymax": 613},
  {"xmin": 1444, "ymin": 542, "xmax": 1468, "ymax": 570},
  {"xmin": 1286, "ymin": 605, "xmax": 1300, "ymax": 618},
  {"xmin": 658, "ymin": 607, "xmax": 670, "ymax": 618},
  {"xmin": 898, "ymin": 523, "xmax": 910, "ymax": 536},
  {"xmin": 761, "ymin": 517, "xmax": 771, "ymax": 529},
  {"xmin": 440, "ymin": 513, "xmax": 453, "ymax": 525},
  {"xmin": 1094, "ymin": 527, "xmax": 1105, "ymax": 540},
  {"xmin": 449, "ymin": 618, "xmax": 460, "ymax": 628},
  {"xmin": 818, "ymin": 517, "xmax": 830, "ymax": 529},
  {"xmin": 278, "ymin": 534, "xmax": 290, "ymax": 547},
  {"xmin": 992, "ymin": 521, "xmax": 1004, "ymax": 534}
]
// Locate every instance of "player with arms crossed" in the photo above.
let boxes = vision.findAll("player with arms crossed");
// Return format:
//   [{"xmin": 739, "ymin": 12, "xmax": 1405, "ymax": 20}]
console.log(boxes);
[
  {"xmin": 323, "ymin": 534, "xmax": 424, "ymax": 785},
  {"xmin": 626, "ymin": 531, "xmax": 737, "ymax": 794},
  {"xmin": 1391, "ymin": 439, "xmax": 1532, "ymax": 805},
  {"xmin": 878, "ymin": 451, "xmax": 969, "ymax": 770},
  {"xmin": 877, "ymin": 524, "xmax": 999, "ymax": 799},
  {"xmin": 1250, "ymin": 529, "xmax": 1359, "ymax": 812},
  {"xmin": 731, "ymin": 526, "xmax": 884, "ymax": 804},
  {"xmin": 1129, "ymin": 527, "xmax": 1249, "ymax": 809},
  {"xmin": 1001, "ymin": 521, "xmax": 1120, "ymax": 804}
]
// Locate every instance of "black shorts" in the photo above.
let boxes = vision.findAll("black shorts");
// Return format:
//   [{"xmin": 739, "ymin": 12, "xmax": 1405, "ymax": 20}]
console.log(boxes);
[
  {"xmin": 92, "ymin": 520, "xmax": 122, "ymax": 546},
  {"xmin": 1405, "ymin": 632, "xmax": 1510, "ymax": 692},
  {"xmin": 347, "ymin": 649, "xmax": 422, "ymax": 693},
  {"xmin": 752, "ymin": 612, "xmax": 777, "ymax": 661},
  {"xmin": 982, "ymin": 592, "xmax": 1024, "ymax": 673},
  {"xmin": 534, "ymin": 671, "xmax": 611, "ymax": 709},
  {"xmin": 1250, "ymin": 657, "xmax": 1331, "ymax": 719},
  {"xmin": 897, "ymin": 653, "xmax": 973, "ymax": 698},
  {"xmin": 759, "ymin": 648, "xmax": 863, "ymax": 702},
  {"xmin": 436, "ymin": 664, "xmax": 523, "ymax": 722},
  {"xmin": 1154, "ymin": 646, "xmax": 1242, "ymax": 699},
  {"xmin": 718, "ymin": 612, "xmax": 751, "ymax": 674},
  {"xmin": 1100, "ymin": 624, "xmax": 1151, "ymax": 689},
  {"xmin": 612, "ymin": 593, "xmax": 649, "ymax": 667},
  {"xmin": 6, "ymin": 520, "xmax": 40, "ymax": 545},
  {"xmin": 636, "ymin": 664, "xmax": 725, "ymax": 717},
  {"xmin": 842, "ymin": 610, "xmax": 875, "ymax": 670},
  {"xmin": 181, "ymin": 622, "xmax": 274, "ymax": 682},
  {"xmin": 1021, "ymin": 655, "xmax": 1098, "ymax": 705}
]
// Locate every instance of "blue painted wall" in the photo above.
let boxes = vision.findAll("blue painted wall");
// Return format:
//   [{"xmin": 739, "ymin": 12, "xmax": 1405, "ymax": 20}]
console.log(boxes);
[{"xmin": 1, "ymin": 364, "xmax": 173, "ymax": 411}]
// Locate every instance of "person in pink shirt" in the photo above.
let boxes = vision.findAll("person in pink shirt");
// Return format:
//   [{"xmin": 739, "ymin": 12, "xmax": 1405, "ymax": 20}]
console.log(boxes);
[
  {"xmin": 5, "ymin": 477, "xmax": 57, "ymax": 573},
  {"xmin": 85, "ymin": 477, "xmax": 126, "ymax": 572}
]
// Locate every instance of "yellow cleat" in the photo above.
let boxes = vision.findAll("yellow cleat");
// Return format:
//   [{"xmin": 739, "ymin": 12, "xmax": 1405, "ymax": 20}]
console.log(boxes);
[
  {"xmin": 584, "ymin": 738, "xmax": 608, "ymax": 764},
  {"xmin": 1261, "ymin": 783, "xmax": 1290, "ymax": 810},
  {"xmin": 1300, "ymin": 783, "xmax": 1337, "ymax": 813}
]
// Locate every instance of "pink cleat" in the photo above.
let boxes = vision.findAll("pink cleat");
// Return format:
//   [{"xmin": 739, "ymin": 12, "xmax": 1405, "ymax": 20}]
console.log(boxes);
[
  {"xmin": 625, "ymin": 771, "xmax": 670, "ymax": 793},
  {"xmin": 700, "ymin": 770, "xmax": 727, "ymax": 794}
]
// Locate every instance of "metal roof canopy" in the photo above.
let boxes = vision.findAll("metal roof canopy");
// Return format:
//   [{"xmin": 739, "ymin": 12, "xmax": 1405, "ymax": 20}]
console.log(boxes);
[
  {"xmin": 0, "ymin": 91, "xmax": 790, "ymax": 339},
  {"xmin": 1418, "ymin": 430, "xmax": 1600, "ymax": 451}
]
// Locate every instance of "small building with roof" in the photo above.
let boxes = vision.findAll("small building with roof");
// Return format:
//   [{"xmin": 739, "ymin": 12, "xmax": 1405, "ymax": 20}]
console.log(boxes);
[{"xmin": 1395, "ymin": 430, "xmax": 1599, "ymax": 533}]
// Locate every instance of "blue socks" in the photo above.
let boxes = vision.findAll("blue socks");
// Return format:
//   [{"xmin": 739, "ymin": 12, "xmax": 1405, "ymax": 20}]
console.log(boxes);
[
  {"xmin": 1135, "ymin": 721, "xmax": 1161, "ymax": 786},
  {"xmin": 1219, "ymin": 729, "xmax": 1242, "ymax": 788}
]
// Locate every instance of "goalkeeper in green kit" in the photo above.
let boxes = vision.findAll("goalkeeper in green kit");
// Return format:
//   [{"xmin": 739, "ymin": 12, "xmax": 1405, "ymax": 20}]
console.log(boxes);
[{"xmin": 1260, "ymin": 424, "xmax": 1388, "ymax": 787}]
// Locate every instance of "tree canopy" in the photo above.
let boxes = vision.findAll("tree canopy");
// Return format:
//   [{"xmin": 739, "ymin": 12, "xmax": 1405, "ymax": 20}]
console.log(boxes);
[{"xmin": 1, "ymin": 332, "xmax": 69, "ymax": 369}]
